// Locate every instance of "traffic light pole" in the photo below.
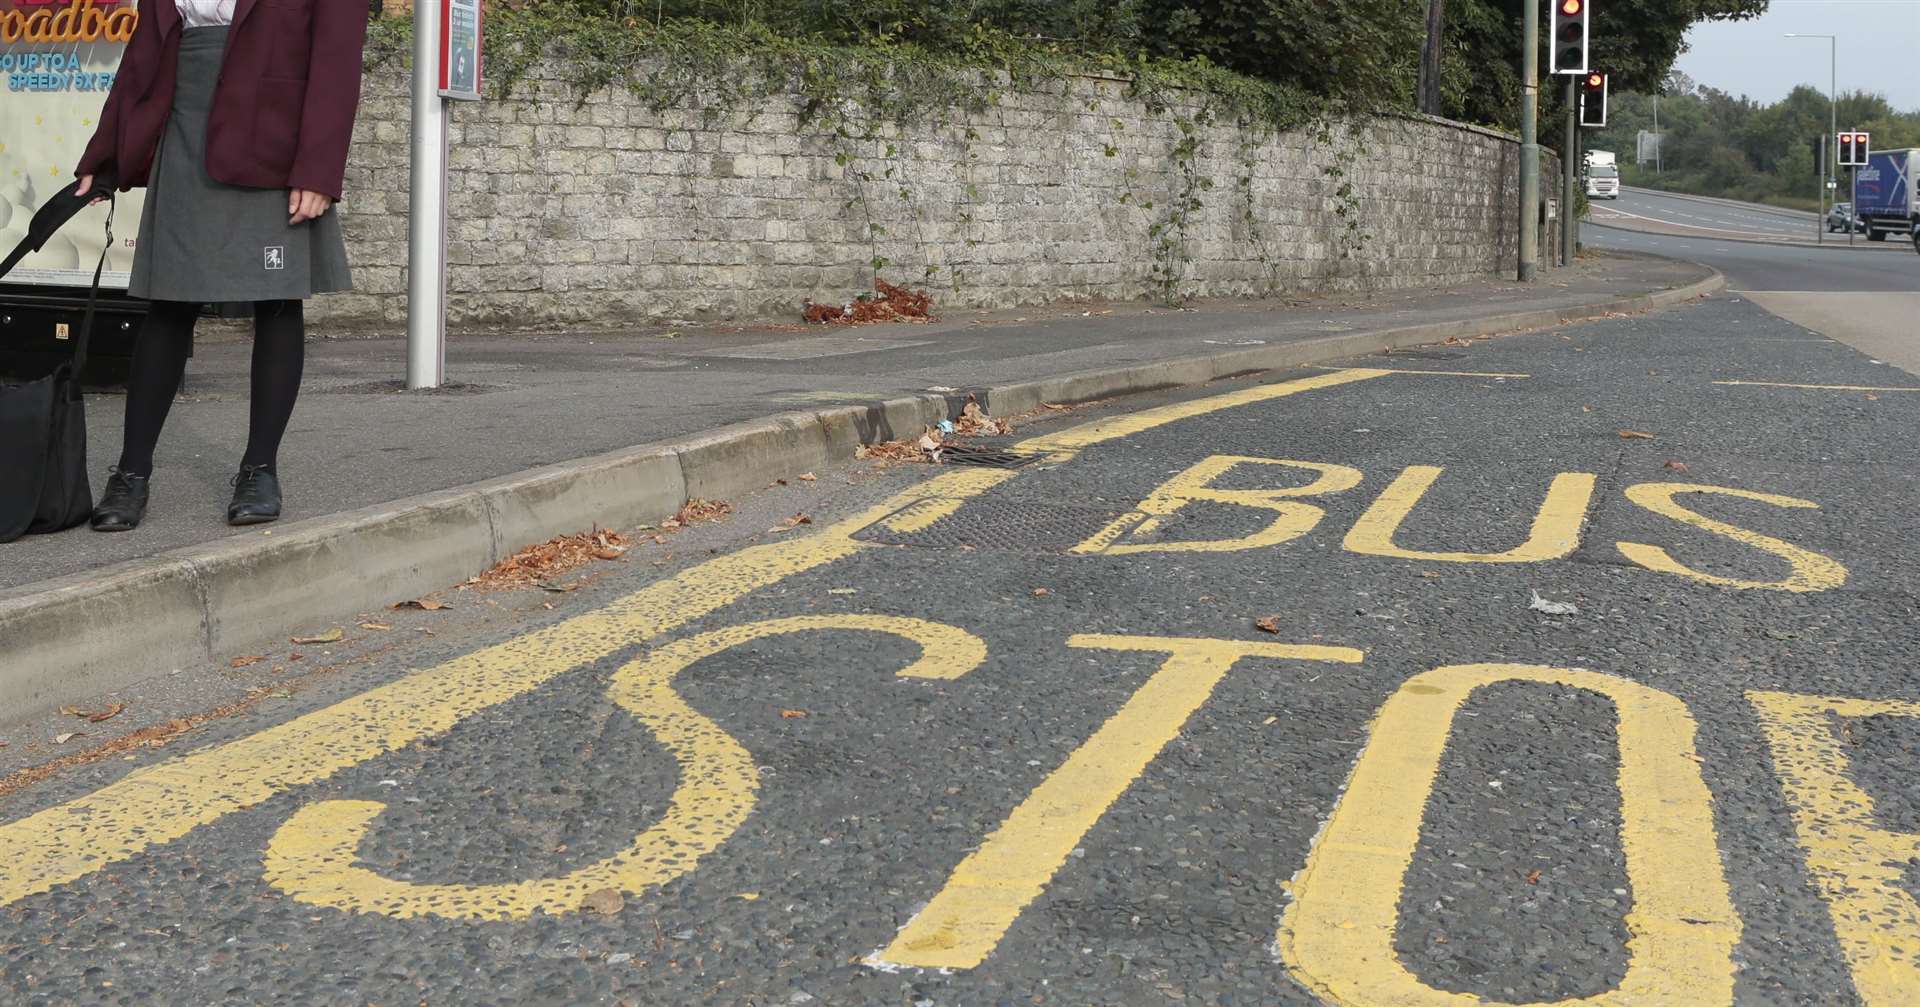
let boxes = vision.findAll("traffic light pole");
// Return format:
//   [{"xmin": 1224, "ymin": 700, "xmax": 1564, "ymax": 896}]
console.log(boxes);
[
  {"xmin": 1519, "ymin": 0, "xmax": 1540, "ymax": 282},
  {"xmin": 1563, "ymin": 75, "xmax": 1578, "ymax": 266}
]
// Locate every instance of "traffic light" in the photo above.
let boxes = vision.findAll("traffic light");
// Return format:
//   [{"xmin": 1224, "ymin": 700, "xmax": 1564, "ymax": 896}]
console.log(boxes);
[
  {"xmin": 1579, "ymin": 72, "xmax": 1608, "ymax": 127},
  {"xmin": 1838, "ymin": 131, "xmax": 1870, "ymax": 167},
  {"xmin": 1550, "ymin": 0, "xmax": 1590, "ymax": 75}
]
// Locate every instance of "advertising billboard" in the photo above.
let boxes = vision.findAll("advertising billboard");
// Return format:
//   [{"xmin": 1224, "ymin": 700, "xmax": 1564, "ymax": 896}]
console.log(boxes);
[{"xmin": 2, "ymin": 0, "xmax": 144, "ymax": 290}]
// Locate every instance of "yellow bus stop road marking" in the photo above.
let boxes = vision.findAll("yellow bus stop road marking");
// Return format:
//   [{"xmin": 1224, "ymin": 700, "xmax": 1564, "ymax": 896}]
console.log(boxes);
[
  {"xmin": 1279, "ymin": 664, "xmax": 1740, "ymax": 1007},
  {"xmin": 1712, "ymin": 381, "xmax": 1920, "ymax": 392},
  {"xmin": 875, "ymin": 635, "xmax": 1363, "ymax": 970},
  {"xmin": 0, "ymin": 366, "xmax": 1408, "ymax": 909},
  {"xmin": 0, "ymin": 470, "xmax": 1012, "ymax": 909},
  {"xmin": 263, "ymin": 615, "xmax": 988, "ymax": 921}
]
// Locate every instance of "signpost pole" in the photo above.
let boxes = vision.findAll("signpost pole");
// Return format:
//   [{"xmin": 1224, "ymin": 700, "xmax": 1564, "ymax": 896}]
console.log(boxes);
[
  {"xmin": 407, "ymin": 0, "xmax": 450, "ymax": 390},
  {"xmin": 1563, "ymin": 75, "xmax": 1578, "ymax": 267},
  {"xmin": 1519, "ymin": 0, "xmax": 1540, "ymax": 282}
]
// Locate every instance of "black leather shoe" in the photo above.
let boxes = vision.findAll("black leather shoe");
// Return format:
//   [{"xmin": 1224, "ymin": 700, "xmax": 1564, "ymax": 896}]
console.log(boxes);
[
  {"xmin": 91, "ymin": 468, "xmax": 151, "ymax": 532},
  {"xmin": 227, "ymin": 465, "xmax": 283, "ymax": 526}
]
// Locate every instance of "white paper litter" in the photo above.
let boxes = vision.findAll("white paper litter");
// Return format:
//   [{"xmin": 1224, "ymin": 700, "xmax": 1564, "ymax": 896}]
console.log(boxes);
[{"xmin": 1528, "ymin": 591, "xmax": 1578, "ymax": 616}]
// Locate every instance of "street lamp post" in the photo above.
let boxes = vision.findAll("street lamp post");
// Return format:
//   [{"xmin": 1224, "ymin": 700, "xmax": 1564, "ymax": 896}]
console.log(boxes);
[
  {"xmin": 1785, "ymin": 33, "xmax": 1836, "ymax": 246},
  {"xmin": 1519, "ymin": 0, "xmax": 1541, "ymax": 282}
]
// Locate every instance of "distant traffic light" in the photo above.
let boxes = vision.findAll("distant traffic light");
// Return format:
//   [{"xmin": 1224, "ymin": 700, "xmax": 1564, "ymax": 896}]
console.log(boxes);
[
  {"xmin": 1838, "ymin": 131, "xmax": 1871, "ymax": 167},
  {"xmin": 1579, "ymin": 72, "xmax": 1608, "ymax": 127},
  {"xmin": 1550, "ymin": 0, "xmax": 1590, "ymax": 75}
]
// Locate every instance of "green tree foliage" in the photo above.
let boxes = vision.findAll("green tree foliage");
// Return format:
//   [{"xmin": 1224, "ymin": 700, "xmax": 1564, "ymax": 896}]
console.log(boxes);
[
  {"xmin": 1584, "ymin": 74, "xmax": 1920, "ymax": 208},
  {"xmin": 1438, "ymin": 0, "xmax": 1767, "ymax": 129},
  {"xmin": 526, "ymin": 0, "xmax": 1769, "ymax": 129}
]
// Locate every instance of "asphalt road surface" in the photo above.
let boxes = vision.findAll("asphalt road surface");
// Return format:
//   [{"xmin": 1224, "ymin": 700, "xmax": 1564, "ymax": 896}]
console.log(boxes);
[
  {"xmin": 4, "ymin": 285, "xmax": 1919, "ymax": 1005},
  {"xmin": 1585, "ymin": 223, "xmax": 1920, "ymax": 375},
  {"xmin": 1590, "ymin": 188, "xmax": 1831, "ymax": 242}
]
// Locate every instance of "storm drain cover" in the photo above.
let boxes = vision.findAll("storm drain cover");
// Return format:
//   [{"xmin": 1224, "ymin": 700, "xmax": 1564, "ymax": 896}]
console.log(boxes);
[
  {"xmin": 938, "ymin": 445, "xmax": 1046, "ymax": 469},
  {"xmin": 856, "ymin": 497, "xmax": 1139, "ymax": 552}
]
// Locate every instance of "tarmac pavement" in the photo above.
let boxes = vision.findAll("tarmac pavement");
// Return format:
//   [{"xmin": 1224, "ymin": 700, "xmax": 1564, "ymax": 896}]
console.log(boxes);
[
  {"xmin": 2, "ymin": 284, "xmax": 1917, "ymax": 1004},
  {"xmin": 0, "ymin": 254, "xmax": 1705, "ymax": 593}
]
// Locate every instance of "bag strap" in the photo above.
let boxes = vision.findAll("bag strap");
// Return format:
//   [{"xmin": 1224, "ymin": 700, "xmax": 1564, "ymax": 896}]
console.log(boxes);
[{"xmin": 69, "ymin": 193, "xmax": 115, "ymax": 397}]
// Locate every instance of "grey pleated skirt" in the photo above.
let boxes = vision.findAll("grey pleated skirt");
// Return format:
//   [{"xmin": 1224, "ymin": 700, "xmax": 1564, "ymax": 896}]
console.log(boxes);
[{"xmin": 129, "ymin": 26, "xmax": 351, "ymax": 302}]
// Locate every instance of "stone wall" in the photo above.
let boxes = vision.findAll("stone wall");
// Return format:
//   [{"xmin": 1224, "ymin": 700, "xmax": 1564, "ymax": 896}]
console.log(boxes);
[{"xmin": 320, "ymin": 65, "xmax": 1559, "ymax": 328}]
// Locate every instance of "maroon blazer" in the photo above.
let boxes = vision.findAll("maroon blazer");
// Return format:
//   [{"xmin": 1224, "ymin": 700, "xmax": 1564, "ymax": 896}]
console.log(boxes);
[{"xmin": 76, "ymin": 0, "xmax": 369, "ymax": 201}]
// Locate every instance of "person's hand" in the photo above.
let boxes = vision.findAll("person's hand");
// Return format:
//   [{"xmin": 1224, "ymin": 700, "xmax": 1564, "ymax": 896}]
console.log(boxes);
[
  {"xmin": 75, "ymin": 174, "xmax": 108, "ymax": 204},
  {"xmin": 288, "ymin": 188, "xmax": 332, "ymax": 225}
]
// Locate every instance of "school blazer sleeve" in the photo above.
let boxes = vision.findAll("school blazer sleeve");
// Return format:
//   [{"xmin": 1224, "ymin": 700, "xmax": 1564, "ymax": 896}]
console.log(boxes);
[{"xmin": 286, "ymin": 0, "xmax": 369, "ymax": 201}]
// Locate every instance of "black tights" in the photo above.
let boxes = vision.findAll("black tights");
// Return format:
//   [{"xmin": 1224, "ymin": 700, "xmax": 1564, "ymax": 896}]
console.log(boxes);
[{"xmin": 117, "ymin": 299, "xmax": 305, "ymax": 477}]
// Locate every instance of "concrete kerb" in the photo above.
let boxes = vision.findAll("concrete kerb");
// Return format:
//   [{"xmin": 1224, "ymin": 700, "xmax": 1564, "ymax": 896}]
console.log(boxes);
[{"xmin": 0, "ymin": 265, "xmax": 1725, "ymax": 722}]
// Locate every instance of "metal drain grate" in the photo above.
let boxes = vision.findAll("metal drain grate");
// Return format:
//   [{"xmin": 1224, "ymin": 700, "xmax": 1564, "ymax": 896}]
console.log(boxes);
[
  {"xmin": 939, "ymin": 445, "xmax": 1046, "ymax": 469},
  {"xmin": 857, "ymin": 497, "xmax": 1137, "ymax": 552}
]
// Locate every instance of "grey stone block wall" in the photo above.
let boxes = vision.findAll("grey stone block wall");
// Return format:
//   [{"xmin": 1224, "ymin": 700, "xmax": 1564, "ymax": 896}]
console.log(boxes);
[{"xmin": 319, "ymin": 67, "xmax": 1557, "ymax": 327}]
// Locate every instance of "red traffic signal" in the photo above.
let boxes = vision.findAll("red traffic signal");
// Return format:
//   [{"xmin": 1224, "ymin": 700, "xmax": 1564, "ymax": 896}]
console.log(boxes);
[
  {"xmin": 1838, "ymin": 131, "xmax": 1871, "ymax": 167},
  {"xmin": 1550, "ymin": 0, "xmax": 1590, "ymax": 74},
  {"xmin": 1579, "ymin": 72, "xmax": 1608, "ymax": 127}
]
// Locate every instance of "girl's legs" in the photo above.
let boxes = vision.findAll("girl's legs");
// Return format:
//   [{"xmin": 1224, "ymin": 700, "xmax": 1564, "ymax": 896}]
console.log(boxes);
[
  {"xmin": 116, "ymin": 299, "xmax": 201, "ymax": 477},
  {"xmin": 241, "ymin": 299, "xmax": 305, "ymax": 471}
]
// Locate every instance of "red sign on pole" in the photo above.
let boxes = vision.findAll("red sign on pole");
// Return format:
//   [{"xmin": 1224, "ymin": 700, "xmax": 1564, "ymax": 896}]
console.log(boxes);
[{"xmin": 438, "ymin": 0, "xmax": 481, "ymax": 101}]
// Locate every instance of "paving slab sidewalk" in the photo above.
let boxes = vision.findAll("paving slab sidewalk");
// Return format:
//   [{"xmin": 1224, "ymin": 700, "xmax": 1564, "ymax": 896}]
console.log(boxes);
[
  {"xmin": 6, "ymin": 252, "xmax": 1702, "ymax": 592},
  {"xmin": 0, "ymin": 252, "xmax": 1718, "ymax": 719}
]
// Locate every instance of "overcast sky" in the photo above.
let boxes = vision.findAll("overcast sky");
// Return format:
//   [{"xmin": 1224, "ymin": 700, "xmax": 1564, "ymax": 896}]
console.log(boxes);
[{"xmin": 1674, "ymin": 1, "xmax": 1920, "ymax": 112}]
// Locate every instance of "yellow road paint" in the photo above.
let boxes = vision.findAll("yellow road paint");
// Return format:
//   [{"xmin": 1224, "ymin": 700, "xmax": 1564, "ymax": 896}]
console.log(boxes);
[
  {"xmin": 1013, "ymin": 368, "xmax": 1391, "ymax": 458},
  {"xmin": 263, "ymin": 615, "xmax": 986, "ymax": 920},
  {"xmin": 878, "ymin": 634, "xmax": 1364, "ymax": 970},
  {"xmin": 1750, "ymin": 691, "xmax": 1920, "ymax": 1006},
  {"xmin": 1073, "ymin": 456, "xmax": 1363, "ymax": 555},
  {"xmin": 0, "ymin": 469, "xmax": 1012, "ymax": 909},
  {"xmin": 1618, "ymin": 483, "xmax": 1846, "ymax": 593},
  {"xmin": 1308, "ymin": 366, "xmax": 1533, "ymax": 379},
  {"xmin": 1280, "ymin": 664, "xmax": 1740, "ymax": 1007},
  {"xmin": 1343, "ymin": 466, "xmax": 1597, "ymax": 564},
  {"xmin": 1713, "ymin": 381, "xmax": 1920, "ymax": 393}
]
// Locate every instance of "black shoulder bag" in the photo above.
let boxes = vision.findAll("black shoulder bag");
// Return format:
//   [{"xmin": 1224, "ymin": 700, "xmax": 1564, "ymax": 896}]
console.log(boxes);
[{"xmin": 0, "ymin": 186, "xmax": 115, "ymax": 543}]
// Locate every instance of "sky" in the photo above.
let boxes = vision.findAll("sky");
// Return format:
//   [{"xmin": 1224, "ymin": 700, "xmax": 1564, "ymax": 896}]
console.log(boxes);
[{"xmin": 1674, "ymin": 0, "xmax": 1920, "ymax": 112}]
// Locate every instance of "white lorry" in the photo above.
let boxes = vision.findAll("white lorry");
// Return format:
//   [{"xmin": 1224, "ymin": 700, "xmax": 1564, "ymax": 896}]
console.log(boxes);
[{"xmin": 1584, "ymin": 151, "xmax": 1620, "ymax": 200}]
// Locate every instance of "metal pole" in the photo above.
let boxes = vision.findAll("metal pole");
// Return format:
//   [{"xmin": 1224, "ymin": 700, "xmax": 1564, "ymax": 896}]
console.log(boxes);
[
  {"xmin": 1835, "ymin": 38, "xmax": 1852, "ymax": 248},
  {"xmin": 1563, "ymin": 75, "xmax": 1578, "ymax": 266},
  {"xmin": 1822, "ymin": 37, "xmax": 1832, "ymax": 245},
  {"xmin": 1653, "ymin": 95, "xmax": 1660, "ymax": 173},
  {"xmin": 1519, "ymin": 0, "xmax": 1540, "ymax": 282},
  {"xmin": 407, "ymin": 0, "xmax": 449, "ymax": 389}
]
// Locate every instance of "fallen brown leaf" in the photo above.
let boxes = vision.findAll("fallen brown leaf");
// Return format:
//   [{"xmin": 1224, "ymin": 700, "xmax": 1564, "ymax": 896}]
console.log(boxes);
[
  {"xmin": 1032, "ymin": 588, "xmax": 1052, "ymax": 597},
  {"xmin": 1618, "ymin": 430, "xmax": 1656, "ymax": 440},
  {"xmin": 54, "ymin": 732, "xmax": 82, "ymax": 745},
  {"xmin": 580, "ymin": 888, "xmax": 625, "ymax": 915},
  {"xmin": 770, "ymin": 513, "xmax": 814, "ymax": 534},
  {"xmin": 798, "ymin": 472, "xmax": 818, "ymax": 482},
  {"xmin": 230, "ymin": 655, "xmax": 266, "ymax": 668},
  {"xmin": 291, "ymin": 628, "xmax": 345, "ymax": 645},
  {"xmin": 1255, "ymin": 616, "xmax": 1281, "ymax": 635},
  {"xmin": 780, "ymin": 709, "xmax": 809, "ymax": 719},
  {"xmin": 394, "ymin": 598, "xmax": 450, "ymax": 611},
  {"xmin": 1525, "ymin": 869, "xmax": 1542, "ymax": 885},
  {"xmin": 1663, "ymin": 460, "xmax": 1690, "ymax": 473},
  {"xmin": 87, "ymin": 704, "xmax": 125, "ymax": 723},
  {"xmin": 359, "ymin": 622, "xmax": 393, "ymax": 632}
]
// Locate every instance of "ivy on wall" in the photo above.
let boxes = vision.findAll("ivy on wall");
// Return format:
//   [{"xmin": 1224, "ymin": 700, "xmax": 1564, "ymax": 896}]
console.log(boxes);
[{"xmin": 366, "ymin": 11, "xmax": 1397, "ymax": 304}]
